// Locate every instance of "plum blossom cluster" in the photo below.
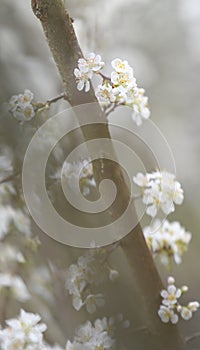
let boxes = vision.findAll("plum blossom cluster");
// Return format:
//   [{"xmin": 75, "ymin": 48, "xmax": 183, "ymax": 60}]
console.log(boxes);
[
  {"xmin": 0, "ymin": 310, "xmax": 64, "ymax": 350},
  {"xmin": 74, "ymin": 54, "xmax": 150, "ymax": 126},
  {"xmin": 133, "ymin": 171, "xmax": 184, "ymax": 217},
  {"xmin": 143, "ymin": 219, "xmax": 191, "ymax": 267},
  {"xmin": 65, "ymin": 249, "xmax": 119, "ymax": 314},
  {"xmin": 158, "ymin": 276, "xmax": 199, "ymax": 324},
  {"xmin": 0, "ymin": 310, "xmax": 129, "ymax": 350},
  {"xmin": 66, "ymin": 318, "xmax": 115, "ymax": 350},
  {"xmin": 8, "ymin": 89, "xmax": 35, "ymax": 123},
  {"xmin": 66, "ymin": 314, "xmax": 129, "ymax": 350},
  {"xmin": 0, "ymin": 309, "xmax": 47, "ymax": 350}
]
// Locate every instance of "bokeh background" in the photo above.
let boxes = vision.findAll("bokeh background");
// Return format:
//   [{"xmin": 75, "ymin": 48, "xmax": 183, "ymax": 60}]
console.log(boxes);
[{"xmin": 0, "ymin": 0, "xmax": 200, "ymax": 348}]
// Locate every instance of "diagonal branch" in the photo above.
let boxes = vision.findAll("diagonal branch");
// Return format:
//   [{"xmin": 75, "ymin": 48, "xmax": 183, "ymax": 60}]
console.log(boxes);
[{"xmin": 31, "ymin": 1, "xmax": 185, "ymax": 348}]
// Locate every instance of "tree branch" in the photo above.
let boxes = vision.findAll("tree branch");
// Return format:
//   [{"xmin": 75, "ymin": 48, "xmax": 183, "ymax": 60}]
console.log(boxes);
[{"xmin": 31, "ymin": 1, "xmax": 185, "ymax": 348}]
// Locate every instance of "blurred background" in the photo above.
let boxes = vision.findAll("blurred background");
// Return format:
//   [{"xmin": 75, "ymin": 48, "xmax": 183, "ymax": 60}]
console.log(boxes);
[{"xmin": 0, "ymin": 0, "xmax": 200, "ymax": 348}]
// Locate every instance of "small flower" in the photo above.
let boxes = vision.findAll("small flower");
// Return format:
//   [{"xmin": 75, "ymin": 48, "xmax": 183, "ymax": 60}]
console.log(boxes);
[
  {"xmin": 66, "ymin": 315, "xmax": 128, "ymax": 350},
  {"xmin": 182, "ymin": 285, "xmax": 189, "ymax": 293},
  {"xmin": 180, "ymin": 306, "xmax": 193, "ymax": 320},
  {"xmin": 158, "ymin": 305, "xmax": 179, "ymax": 324},
  {"xmin": 168, "ymin": 276, "xmax": 175, "ymax": 285},
  {"xmin": 14, "ymin": 104, "xmax": 35, "ymax": 122},
  {"xmin": 18, "ymin": 89, "xmax": 34, "ymax": 104},
  {"xmin": 74, "ymin": 67, "xmax": 92, "ymax": 92},
  {"xmin": 72, "ymin": 294, "xmax": 84, "ymax": 311},
  {"xmin": 188, "ymin": 301, "xmax": 200, "ymax": 312},
  {"xmin": 111, "ymin": 58, "xmax": 131, "ymax": 73},
  {"xmin": 161, "ymin": 284, "xmax": 182, "ymax": 306},
  {"xmin": 96, "ymin": 83, "xmax": 116, "ymax": 105},
  {"xmin": 8, "ymin": 89, "xmax": 35, "ymax": 123},
  {"xmin": 179, "ymin": 301, "xmax": 200, "ymax": 320},
  {"xmin": 111, "ymin": 68, "xmax": 134, "ymax": 88},
  {"xmin": 133, "ymin": 172, "xmax": 149, "ymax": 187},
  {"xmin": 74, "ymin": 53, "xmax": 104, "ymax": 92},
  {"xmin": 78, "ymin": 53, "xmax": 104, "ymax": 73}
]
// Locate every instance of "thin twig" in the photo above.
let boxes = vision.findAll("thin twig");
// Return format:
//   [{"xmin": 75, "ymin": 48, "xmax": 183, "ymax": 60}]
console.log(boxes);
[
  {"xmin": 98, "ymin": 71, "xmax": 111, "ymax": 82},
  {"xmin": 105, "ymin": 102, "xmax": 124, "ymax": 117},
  {"xmin": 185, "ymin": 332, "xmax": 200, "ymax": 343},
  {"xmin": 46, "ymin": 92, "xmax": 67, "ymax": 106}
]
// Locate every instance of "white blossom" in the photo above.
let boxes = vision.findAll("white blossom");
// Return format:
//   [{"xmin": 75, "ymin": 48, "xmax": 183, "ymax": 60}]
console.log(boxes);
[
  {"xmin": 96, "ymin": 83, "xmax": 116, "ymax": 105},
  {"xmin": 74, "ymin": 53, "xmax": 104, "ymax": 92},
  {"xmin": 8, "ymin": 89, "xmax": 35, "ymax": 122},
  {"xmin": 78, "ymin": 53, "xmax": 104, "ymax": 73},
  {"xmin": 74, "ymin": 54, "xmax": 150, "ymax": 125},
  {"xmin": 158, "ymin": 276, "xmax": 199, "ymax": 324},
  {"xmin": 187, "ymin": 301, "xmax": 200, "ymax": 312},
  {"xmin": 180, "ymin": 306, "xmax": 193, "ymax": 320},
  {"xmin": 161, "ymin": 284, "xmax": 182, "ymax": 307},
  {"xmin": 133, "ymin": 171, "xmax": 184, "ymax": 217},
  {"xmin": 111, "ymin": 68, "xmax": 134, "ymax": 88},
  {"xmin": 74, "ymin": 67, "xmax": 92, "ymax": 92},
  {"xmin": 131, "ymin": 88, "xmax": 151, "ymax": 126},
  {"xmin": 66, "ymin": 315, "xmax": 127, "ymax": 350},
  {"xmin": 0, "ymin": 309, "xmax": 47, "ymax": 350},
  {"xmin": 143, "ymin": 219, "xmax": 191, "ymax": 267},
  {"xmin": 179, "ymin": 301, "xmax": 200, "ymax": 320},
  {"xmin": 65, "ymin": 250, "xmax": 119, "ymax": 313},
  {"xmin": 158, "ymin": 305, "xmax": 179, "ymax": 324},
  {"xmin": 66, "ymin": 315, "xmax": 129, "ymax": 349},
  {"xmin": 111, "ymin": 58, "xmax": 131, "ymax": 73},
  {"xmin": 65, "ymin": 254, "xmax": 95, "ymax": 312}
]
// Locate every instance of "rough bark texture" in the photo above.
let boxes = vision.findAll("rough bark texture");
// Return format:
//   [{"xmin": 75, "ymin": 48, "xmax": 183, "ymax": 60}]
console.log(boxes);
[{"xmin": 31, "ymin": 1, "xmax": 186, "ymax": 348}]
